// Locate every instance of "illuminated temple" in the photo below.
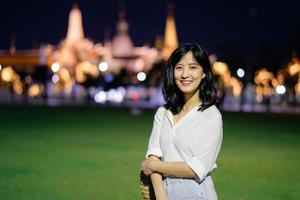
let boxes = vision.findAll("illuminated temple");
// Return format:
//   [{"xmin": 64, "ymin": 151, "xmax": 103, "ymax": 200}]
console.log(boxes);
[
  {"xmin": 0, "ymin": 3, "xmax": 179, "ymax": 103},
  {"xmin": 0, "ymin": 4, "xmax": 179, "ymax": 72},
  {"xmin": 1, "ymin": 3, "xmax": 299, "ymax": 110},
  {"xmin": 53, "ymin": 5, "xmax": 163, "ymax": 76}
]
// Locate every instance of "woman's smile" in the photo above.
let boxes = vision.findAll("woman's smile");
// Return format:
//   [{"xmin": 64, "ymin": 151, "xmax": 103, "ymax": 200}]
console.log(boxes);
[{"xmin": 180, "ymin": 80, "xmax": 193, "ymax": 86}]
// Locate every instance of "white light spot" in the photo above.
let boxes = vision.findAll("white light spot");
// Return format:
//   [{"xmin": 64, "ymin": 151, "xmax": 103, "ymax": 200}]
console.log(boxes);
[
  {"xmin": 276, "ymin": 85, "xmax": 286, "ymax": 95},
  {"xmin": 237, "ymin": 68, "xmax": 245, "ymax": 78},
  {"xmin": 0, "ymin": 64, "xmax": 2, "ymax": 71},
  {"xmin": 117, "ymin": 86, "xmax": 126, "ymax": 96},
  {"xmin": 99, "ymin": 62, "xmax": 109, "ymax": 72},
  {"xmin": 51, "ymin": 62, "xmax": 60, "ymax": 73},
  {"xmin": 52, "ymin": 74, "xmax": 59, "ymax": 83},
  {"xmin": 137, "ymin": 72, "xmax": 146, "ymax": 81},
  {"xmin": 94, "ymin": 91, "xmax": 107, "ymax": 103},
  {"xmin": 107, "ymin": 89, "xmax": 124, "ymax": 103}
]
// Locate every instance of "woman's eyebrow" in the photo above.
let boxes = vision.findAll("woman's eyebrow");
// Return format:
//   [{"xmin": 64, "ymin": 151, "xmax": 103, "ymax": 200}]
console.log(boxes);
[{"xmin": 188, "ymin": 62, "xmax": 199, "ymax": 66}]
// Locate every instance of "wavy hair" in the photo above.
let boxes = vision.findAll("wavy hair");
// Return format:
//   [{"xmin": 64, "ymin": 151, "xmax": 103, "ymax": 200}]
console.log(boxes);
[{"xmin": 162, "ymin": 43, "xmax": 217, "ymax": 114}]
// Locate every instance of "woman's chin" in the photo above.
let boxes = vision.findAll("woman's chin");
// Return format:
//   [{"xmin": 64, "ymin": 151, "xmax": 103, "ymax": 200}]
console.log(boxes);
[{"xmin": 180, "ymin": 89, "xmax": 198, "ymax": 96}]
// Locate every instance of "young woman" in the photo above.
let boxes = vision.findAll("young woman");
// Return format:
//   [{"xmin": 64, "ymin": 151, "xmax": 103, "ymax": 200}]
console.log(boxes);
[{"xmin": 141, "ymin": 43, "xmax": 223, "ymax": 200}]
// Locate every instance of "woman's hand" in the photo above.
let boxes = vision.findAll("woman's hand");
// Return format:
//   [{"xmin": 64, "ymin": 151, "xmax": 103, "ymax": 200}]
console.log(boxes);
[{"xmin": 140, "ymin": 159, "xmax": 159, "ymax": 175}]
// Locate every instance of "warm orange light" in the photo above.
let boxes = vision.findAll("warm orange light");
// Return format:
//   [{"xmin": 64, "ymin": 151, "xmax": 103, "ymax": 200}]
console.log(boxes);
[
  {"xmin": 271, "ymin": 78, "xmax": 279, "ymax": 87},
  {"xmin": 1, "ymin": 66, "xmax": 15, "ymax": 82},
  {"xmin": 162, "ymin": 3, "xmax": 179, "ymax": 60},
  {"xmin": 75, "ymin": 61, "xmax": 99, "ymax": 83},
  {"xmin": 295, "ymin": 77, "xmax": 300, "ymax": 95},
  {"xmin": 255, "ymin": 68, "xmax": 274, "ymax": 85},
  {"xmin": 288, "ymin": 63, "xmax": 300, "ymax": 76},
  {"xmin": 28, "ymin": 84, "xmax": 43, "ymax": 97},
  {"xmin": 13, "ymin": 79, "xmax": 23, "ymax": 95},
  {"xmin": 212, "ymin": 62, "xmax": 229, "ymax": 75},
  {"xmin": 229, "ymin": 77, "xmax": 242, "ymax": 97},
  {"xmin": 58, "ymin": 68, "xmax": 72, "ymax": 94},
  {"xmin": 254, "ymin": 68, "xmax": 276, "ymax": 97},
  {"xmin": 277, "ymin": 70, "xmax": 285, "ymax": 84}
]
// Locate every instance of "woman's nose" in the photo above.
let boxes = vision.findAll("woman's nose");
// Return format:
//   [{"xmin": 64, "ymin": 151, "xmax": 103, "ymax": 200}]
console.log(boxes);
[{"xmin": 181, "ymin": 68, "xmax": 189, "ymax": 78}]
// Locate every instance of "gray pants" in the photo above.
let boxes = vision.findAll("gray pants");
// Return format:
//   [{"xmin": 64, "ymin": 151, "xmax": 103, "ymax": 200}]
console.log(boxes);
[{"xmin": 163, "ymin": 176, "xmax": 218, "ymax": 200}]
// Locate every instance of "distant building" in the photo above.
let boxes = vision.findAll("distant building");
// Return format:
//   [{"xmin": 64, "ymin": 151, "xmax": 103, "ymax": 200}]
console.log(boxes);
[{"xmin": 0, "ymin": 2, "xmax": 179, "ymax": 96}]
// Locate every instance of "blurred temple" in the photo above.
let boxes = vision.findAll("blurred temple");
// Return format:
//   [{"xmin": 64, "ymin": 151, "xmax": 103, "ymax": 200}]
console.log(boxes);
[
  {"xmin": 0, "ymin": 4, "xmax": 179, "ymax": 107},
  {"xmin": 0, "ymin": 3, "xmax": 300, "ymax": 113}
]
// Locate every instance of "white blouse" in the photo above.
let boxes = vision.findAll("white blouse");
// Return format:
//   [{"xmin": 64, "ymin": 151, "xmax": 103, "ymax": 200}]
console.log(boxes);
[{"xmin": 145, "ymin": 104, "xmax": 223, "ymax": 182}]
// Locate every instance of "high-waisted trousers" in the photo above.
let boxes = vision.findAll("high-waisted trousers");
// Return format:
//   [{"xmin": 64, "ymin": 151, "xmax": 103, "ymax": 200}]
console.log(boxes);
[{"xmin": 163, "ymin": 176, "xmax": 218, "ymax": 200}]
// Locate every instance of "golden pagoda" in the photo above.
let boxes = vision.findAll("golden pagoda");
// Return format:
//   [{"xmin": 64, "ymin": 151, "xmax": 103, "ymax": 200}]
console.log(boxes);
[
  {"xmin": 162, "ymin": 2, "xmax": 179, "ymax": 60},
  {"xmin": 65, "ymin": 4, "xmax": 85, "ymax": 47}
]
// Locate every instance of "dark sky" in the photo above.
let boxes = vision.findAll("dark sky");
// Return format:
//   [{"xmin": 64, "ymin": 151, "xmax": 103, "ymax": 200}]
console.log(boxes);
[{"xmin": 1, "ymin": 0, "xmax": 300, "ymax": 61}]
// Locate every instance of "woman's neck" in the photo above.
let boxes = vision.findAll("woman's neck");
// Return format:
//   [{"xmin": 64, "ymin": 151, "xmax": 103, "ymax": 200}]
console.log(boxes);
[{"xmin": 182, "ymin": 90, "xmax": 201, "ymax": 111}]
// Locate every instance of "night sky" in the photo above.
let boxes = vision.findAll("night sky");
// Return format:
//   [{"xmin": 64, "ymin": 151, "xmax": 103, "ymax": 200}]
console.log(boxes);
[{"xmin": 1, "ymin": 0, "xmax": 300, "ymax": 70}]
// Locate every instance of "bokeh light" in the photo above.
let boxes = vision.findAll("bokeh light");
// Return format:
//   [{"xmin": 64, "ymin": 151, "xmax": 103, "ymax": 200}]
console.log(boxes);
[
  {"xmin": 51, "ymin": 62, "xmax": 60, "ymax": 73},
  {"xmin": 137, "ymin": 72, "xmax": 146, "ymax": 81},
  {"xmin": 237, "ymin": 68, "xmax": 245, "ymax": 78},
  {"xmin": 99, "ymin": 62, "xmax": 109, "ymax": 72}
]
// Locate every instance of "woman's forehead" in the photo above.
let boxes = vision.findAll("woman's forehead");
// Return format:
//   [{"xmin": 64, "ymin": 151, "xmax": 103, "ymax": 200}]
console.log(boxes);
[{"xmin": 177, "ymin": 52, "xmax": 199, "ymax": 64}]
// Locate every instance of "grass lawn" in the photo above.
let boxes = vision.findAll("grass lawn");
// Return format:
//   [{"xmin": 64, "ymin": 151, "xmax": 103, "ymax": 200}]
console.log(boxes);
[{"xmin": 0, "ymin": 105, "xmax": 299, "ymax": 200}]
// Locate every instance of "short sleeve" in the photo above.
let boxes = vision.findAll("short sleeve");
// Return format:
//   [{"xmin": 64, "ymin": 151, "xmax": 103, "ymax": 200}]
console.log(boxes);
[
  {"xmin": 186, "ymin": 113, "xmax": 223, "ymax": 181},
  {"xmin": 145, "ymin": 107, "xmax": 165, "ymax": 158}
]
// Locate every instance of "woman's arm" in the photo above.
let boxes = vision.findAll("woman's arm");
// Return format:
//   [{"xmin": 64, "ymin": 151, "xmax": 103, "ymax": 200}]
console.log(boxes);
[
  {"xmin": 154, "ymin": 161, "xmax": 196, "ymax": 178},
  {"xmin": 147, "ymin": 156, "xmax": 168, "ymax": 200},
  {"xmin": 141, "ymin": 160, "xmax": 196, "ymax": 178}
]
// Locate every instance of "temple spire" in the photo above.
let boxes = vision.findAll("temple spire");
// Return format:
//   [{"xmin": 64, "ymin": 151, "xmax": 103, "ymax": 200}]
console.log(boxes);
[
  {"xmin": 162, "ymin": 1, "xmax": 179, "ymax": 60},
  {"xmin": 65, "ymin": 4, "xmax": 84, "ymax": 46},
  {"xmin": 116, "ymin": 9, "xmax": 129, "ymax": 34},
  {"xmin": 111, "ymin": 2, "xmax": 133, "ymax": 58},
  {"xmin": 10, "ymin": 33, "xmax": 16, "ymax": 55}
]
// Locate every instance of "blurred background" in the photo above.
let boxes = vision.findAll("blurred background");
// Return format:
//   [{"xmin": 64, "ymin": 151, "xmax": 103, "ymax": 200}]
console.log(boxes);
[{"xmin": 0, "ymin": 0, "xmax": 299, "ymax": 199}]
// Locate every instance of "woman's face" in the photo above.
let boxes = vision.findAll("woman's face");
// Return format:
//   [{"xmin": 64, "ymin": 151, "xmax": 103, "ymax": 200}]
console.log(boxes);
[{"xmin": 174, "ymin": 51, "xmax": 205, "ymax": 97}]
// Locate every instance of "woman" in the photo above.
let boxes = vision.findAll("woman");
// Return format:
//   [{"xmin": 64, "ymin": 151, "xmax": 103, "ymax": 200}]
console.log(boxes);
[{"xmin": 141, "ymin": 43, "xmax": 223, "ymax": 200}]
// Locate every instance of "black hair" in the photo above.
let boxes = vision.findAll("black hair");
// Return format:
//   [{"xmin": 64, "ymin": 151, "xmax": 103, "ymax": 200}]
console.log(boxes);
[{"xmin": 162, "ymin": 43, "xmax": 217, "ymax": 114}]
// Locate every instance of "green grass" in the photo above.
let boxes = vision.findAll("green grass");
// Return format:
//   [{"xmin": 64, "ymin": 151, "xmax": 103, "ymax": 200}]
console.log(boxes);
[{"xmin": 0, "ymin": 105, "xmax": 299, "ymax": 200}]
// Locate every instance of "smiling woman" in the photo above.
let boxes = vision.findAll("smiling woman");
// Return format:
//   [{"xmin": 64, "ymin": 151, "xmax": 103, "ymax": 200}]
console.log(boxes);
[
  {"xmin": 163, "ymin": 43, "xmax": 217, "ymax": 114},
  {"xmin": 141, "ymin": 43, "xmax": 223, "ymax": 200},
  {"xmin": 174, "ymin": 51, "xmax": 206, "ymax": 100}
]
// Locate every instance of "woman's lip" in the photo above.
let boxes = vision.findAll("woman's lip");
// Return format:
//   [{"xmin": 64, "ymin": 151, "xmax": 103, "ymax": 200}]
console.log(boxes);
[
  {"xmin": 180, "ymin": 80, "xmax": 193, "ymax": 83},
  {"xmin": 180, "ymin": 80, "xmax": 193, "ymax": 85}
]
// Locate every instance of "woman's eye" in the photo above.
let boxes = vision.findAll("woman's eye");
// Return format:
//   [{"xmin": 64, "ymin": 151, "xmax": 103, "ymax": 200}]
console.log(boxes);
[{"xmin": 175, "ymin": 66, "xmax": 182, "ymax": 70}]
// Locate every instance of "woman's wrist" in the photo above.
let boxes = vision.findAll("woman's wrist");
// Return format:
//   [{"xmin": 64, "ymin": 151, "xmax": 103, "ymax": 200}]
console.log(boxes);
[
  {"xmin": 152, "ymin": 160, "xmax": 162, "ymax": 172},
  {"xmin": 156, "ymin": 193, "xmax": 168, "ymax": 200}
]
